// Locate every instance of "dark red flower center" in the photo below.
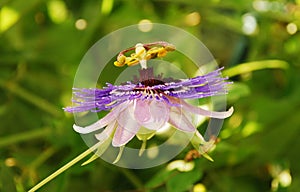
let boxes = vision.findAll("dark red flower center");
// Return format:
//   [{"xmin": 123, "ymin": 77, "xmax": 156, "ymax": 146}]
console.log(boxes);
[{"xmin": 140, "ymin": 79, "xmax": 165, "ymax": 86}]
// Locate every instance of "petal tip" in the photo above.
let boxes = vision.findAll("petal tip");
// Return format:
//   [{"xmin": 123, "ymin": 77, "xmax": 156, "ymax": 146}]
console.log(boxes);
[
  {"xmin": 111, "ymin": 140, "xmax": 121, "ymax": 147},
  {"xmin": 73, "ymin": 124, "xmax": 83, "ymax": 133},
  {"xmin": 202, "ymin": 153, "xmax": 214, "ymax": 162},
  {"xmin": 227, "ymin": 106, "xmax": 234, "ymax": 117}
]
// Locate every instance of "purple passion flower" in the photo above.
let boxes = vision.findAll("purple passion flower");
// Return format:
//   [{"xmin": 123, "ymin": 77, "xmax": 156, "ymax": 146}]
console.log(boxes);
[{"xmin": 64, "ymin": 42, "xmax": 234, "ymax": 163}]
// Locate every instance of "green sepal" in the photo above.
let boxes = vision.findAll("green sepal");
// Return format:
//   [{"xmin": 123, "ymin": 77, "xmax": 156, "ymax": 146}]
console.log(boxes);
[{"xmin": 190, "ymin": 132, "xmax": 215, "ymax": 162}]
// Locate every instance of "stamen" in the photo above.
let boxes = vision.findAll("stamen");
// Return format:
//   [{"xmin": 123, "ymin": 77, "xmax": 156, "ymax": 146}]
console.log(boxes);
[
  {"xmin": 135, "ymin": 43, "xmax": 147, "ymax": 69},
  {"xmin": 114, "ymin": 41, "xmax": 175, "ymax": 68}
]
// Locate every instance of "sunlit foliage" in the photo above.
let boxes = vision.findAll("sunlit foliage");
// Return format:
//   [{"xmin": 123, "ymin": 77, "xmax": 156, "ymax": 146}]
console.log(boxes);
[{"xmin": 1, "ymin": 0, "xmax": 300, "ymax": 191}]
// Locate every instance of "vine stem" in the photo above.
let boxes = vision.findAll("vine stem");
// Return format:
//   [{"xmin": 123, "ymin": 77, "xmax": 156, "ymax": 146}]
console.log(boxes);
[
  {"xmin": 28, "ymin": 142, "xmax": 101, "ymax": 192},
  {"xmin": 0, "ymin": 128, "xmax": 51, "ymax": 148},
  {"xmin": 223, "ymin": 60, "xmax": 288, "ymax": 77}
]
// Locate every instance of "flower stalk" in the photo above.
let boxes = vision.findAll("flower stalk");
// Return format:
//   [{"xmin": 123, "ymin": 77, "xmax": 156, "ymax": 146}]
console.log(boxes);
[{"xmin": 28, "ymin": 141, "xmax": 102, "ymax": 192}]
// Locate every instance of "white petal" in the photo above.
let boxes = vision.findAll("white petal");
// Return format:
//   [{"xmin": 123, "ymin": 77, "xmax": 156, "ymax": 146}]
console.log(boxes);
[
  {"xmin": 113, "ymin": 106, "xmax": 140, "ymax": 147},
  {"xmin": 168, "ymin": 107, "xmax": 196, "ymax": 132},
  {"xmin": 112, "ymin": 123, "xmax": 139, "ymax": 147},
  {"xmin": 134, "ymin": 100, "xmax": 151, "ymax": 123},
  {"xmin": 117, "ymin": 103, "xmax": 139, "ymax": 131},
  {"xmin": 149, "ymin": 100, "xmax": 170, "ymax": 129},
  {"xmin": 134, "ymin": 100, "xmax": 169, "ymax": 130},
  {"xmin": 95, "ymin": 121, "xmax": 116, "ymax": 141},
  {"xmin": 73, "ymin": 101, "xmax": 128, "ymax": 134},
  {"xmin": 182, "ymin": 100, "xmax": 234, "ymax": 119},
  {"xmin": 73, "ymin": 112, "xmax": 114, "ymax": 134}
]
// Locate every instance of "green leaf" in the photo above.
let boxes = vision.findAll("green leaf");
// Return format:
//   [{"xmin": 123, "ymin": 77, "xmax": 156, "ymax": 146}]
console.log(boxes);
[
  {"xmin": 145, "ymin": 168, "xmax": 176, "ymax": 189},
  {"xmin": 166, "ymin": 168, "xmax": 203, "ymax": 192}
]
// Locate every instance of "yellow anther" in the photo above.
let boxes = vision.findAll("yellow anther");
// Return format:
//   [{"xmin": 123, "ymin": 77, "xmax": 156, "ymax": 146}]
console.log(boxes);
[
  {"xmin": 157, "ymin": 48, "xmax": 167, "ymax": 58},
  {"xmin": 126, "ymin": 58, "xmax": 139, "ymax": 66},
  {"xmin": 146, "ymin": 47, "xmax": 159, "ymax": 59},
  {"xmin": 165, "ymin": 44, "xmax": 176, "ymax": 51},
  {"xmin": 113, "ymin": 41, "xmax": 176, "ymax": 68},
  {"xmin": 114, "ymin": 55, "xmax": 126, "ymax": 67}
]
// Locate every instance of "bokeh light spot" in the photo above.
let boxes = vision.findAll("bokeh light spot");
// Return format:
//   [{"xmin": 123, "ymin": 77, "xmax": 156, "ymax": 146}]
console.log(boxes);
[
  {"xmin": 138, "ymin": 19, "xmax": 153, "ymax": 32},
  {"xmin": 47, "ymin": 0, "xmax": 68, "ymax": 24},
  {"xmin": 147, "ymin": 143, "xmax": 159, "ymax": 159},
  {"xmin": 271, "ymin": 169, "xmax": 292, "ymax": 190},
  {"xmin": 253, "ymin": 0, "xmax": 270, "ymax": 12},
  {"xmin": 279, "ymin": 170, "xmax": 292, "ymax": 187},
  {"xmin": 75, "ymin": 19, "xmax": 87, "ymax": 30},
  {"xmin": 242, "ymin": 13, "xmax": 258, "ymax": 35},
  {"xmin": 185, "ymin": 12, "xmax": 201, "ymax": 26},
  {"xmin": 5, "ymin": 158, "xmax": 17, "ymax": 167},
  {"xmin": 101, "ymin": 0, "xmax": 114, "ymax": 15},
  {"xmin": 286, "ymin": 23, "xmax": 297, "ymax": 35},
  {"xmin": 242, "ymin": 121, "xmax": 261, "ymax": 137},
  {"xmin": 193, "ymin": 183, "xmax": 207, "ymax": 192},
  {"xmin": 229, "ymin": 113, "xmax": 242, "ymax": 128},
  {"xmin": 0, "ymin": 6, "xmax": 19, "ymax": 32}
]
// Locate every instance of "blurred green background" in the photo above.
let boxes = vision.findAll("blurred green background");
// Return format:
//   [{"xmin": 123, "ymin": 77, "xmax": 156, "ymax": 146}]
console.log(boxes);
[{"xmin": 1, "ymin": 0, "xmax": 300, "ymax": 191}]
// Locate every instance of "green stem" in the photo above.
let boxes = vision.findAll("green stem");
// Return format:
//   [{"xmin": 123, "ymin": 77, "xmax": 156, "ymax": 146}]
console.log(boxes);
[
  {"xmin": 0, "ymin": 128, "xmax": 51, "ymax": 148},
  {"xmin": 1, "ymin": 81, "xmax": 61, "ymax": 117},
  {"xmin": 223, "ymin": 60, "xmax": 289, "ymax": 78},
  {"xmin": 29, "ymin": 147, "xmax": 56, "ymax": 169},
  {"xmin": 28, "ymin": 142, "xmax": 102, "ymax": 192}
]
